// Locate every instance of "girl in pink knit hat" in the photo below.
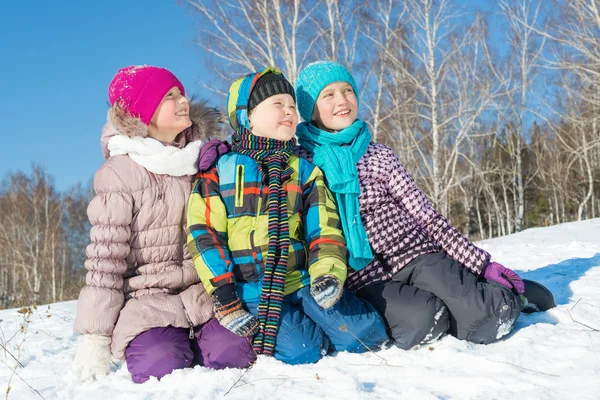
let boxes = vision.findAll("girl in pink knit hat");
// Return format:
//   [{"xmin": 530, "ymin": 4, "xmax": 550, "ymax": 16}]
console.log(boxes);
[{"xmin": 72, "ymin": 65, "xmax": 255, "ymax": 383}]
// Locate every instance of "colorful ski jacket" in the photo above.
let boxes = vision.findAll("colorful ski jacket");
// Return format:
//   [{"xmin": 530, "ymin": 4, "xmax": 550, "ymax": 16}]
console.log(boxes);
[{"xmin": 187, "ymin": 153, "xmax": 348, "ymax": 303}]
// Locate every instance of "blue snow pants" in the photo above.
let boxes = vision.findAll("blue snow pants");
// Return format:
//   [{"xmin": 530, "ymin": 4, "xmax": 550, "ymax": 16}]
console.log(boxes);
[{"xmin": 244, "ymin": 286, "xmax": 389, "ymax": 365}]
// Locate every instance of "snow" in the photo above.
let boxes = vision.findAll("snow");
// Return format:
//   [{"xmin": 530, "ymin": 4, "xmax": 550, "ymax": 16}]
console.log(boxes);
[{"xmin": 2, "ymin": 219, "xmax": 600, "ymax": 399}]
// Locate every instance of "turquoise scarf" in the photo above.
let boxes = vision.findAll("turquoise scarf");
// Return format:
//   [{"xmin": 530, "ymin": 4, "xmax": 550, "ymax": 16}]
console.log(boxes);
[{"xmin": 296, "ymin": 120, "xmax": 373, "ymax": 271}]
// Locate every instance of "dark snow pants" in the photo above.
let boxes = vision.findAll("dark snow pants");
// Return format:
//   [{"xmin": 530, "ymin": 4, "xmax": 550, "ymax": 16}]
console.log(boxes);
[{"xmin": 357, "ymin": 252, "xmax": 521, "ymax": 349}]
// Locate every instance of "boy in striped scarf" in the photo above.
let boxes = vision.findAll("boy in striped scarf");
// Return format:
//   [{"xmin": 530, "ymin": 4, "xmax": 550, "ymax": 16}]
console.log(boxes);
[{"xmin": 187, "ymin": 67, "xmax": 388, "ymax": 365}]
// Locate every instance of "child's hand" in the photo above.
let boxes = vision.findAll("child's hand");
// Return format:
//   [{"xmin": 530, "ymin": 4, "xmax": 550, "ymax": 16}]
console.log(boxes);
[
  {"xmin": 310, "ymin": 274, "xmax": 343, "ymax": 309},
  {"xmin": 212, "ymin": 282, "xmax": 259, "ymax": 337},
  {"xmin": 482, "ymin": 262, "xmax": 525, "ymax": 295},
  {"xmin": 198, "ymin": 139, "xmax": 230, "ymax": 172},
  {"xmin": 72, "ymin": 334, "xmax": 112, "ymax": 381}
]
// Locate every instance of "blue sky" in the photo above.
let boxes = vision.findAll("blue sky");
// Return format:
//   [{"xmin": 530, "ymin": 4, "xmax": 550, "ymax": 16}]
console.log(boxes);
[
  {"xmin": 0, "ymin": 0, "xmax": 524, "ymax": 192},
  {"xmin": 0, "ymin": 0, "xmax": 209, "ymax": 191}
]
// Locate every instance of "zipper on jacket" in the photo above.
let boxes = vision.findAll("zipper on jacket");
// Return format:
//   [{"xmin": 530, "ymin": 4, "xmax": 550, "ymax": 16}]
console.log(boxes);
[
  {"xmin": 157, "ymin": 175, "xmax": 165, "ymax": 201},
  {"xmin": 235, "ymin": 165, "xmax": 245, "ymax": 208},
  {"xmin": 183, "ymin": 309, "xmax": 195, "ymax": 339}
]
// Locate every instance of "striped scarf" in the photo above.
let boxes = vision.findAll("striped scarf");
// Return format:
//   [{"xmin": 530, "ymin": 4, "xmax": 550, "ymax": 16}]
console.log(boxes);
[{"xmin": 231, "ymin": 129, "xmax": 294, "ymax": 355}]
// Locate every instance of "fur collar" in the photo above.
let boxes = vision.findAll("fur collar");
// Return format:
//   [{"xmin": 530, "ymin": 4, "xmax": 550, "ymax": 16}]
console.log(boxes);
[
  {"xmin": 107, "ymin": 135, "xmax": 203, "ymax": 176},
  {"xmin": 100, "ymin": 100, "xmax": 224, "ymax": 160}
]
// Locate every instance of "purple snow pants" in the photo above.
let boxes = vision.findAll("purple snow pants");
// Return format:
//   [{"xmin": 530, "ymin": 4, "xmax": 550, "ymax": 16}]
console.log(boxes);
[{"xmin": 125, "ymin": 318, "xmax": 256, "ymax": 383}]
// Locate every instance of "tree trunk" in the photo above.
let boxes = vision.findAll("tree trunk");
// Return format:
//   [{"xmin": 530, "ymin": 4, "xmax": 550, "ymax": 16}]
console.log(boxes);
[
  {"xmin": 501, "ymin": 183, "xmax": 512, "ymax": 235},
  {"xmin": 424, "ymin": 0, "xmax": 442, "ymax": 208},
  {"xmin": 515, "ymin": 134, "xmax": 525, "ymax": 231},
  {"xmin": 476, "ymin": 196, "xmax": 485, "ymax": 240},
  {"xmin": 553, "ymin": 189, "xmax": 560, "ymax": 224},
  {"xmin": 578, "ymin": 132, "xmax": 594, "ymax": 221}
]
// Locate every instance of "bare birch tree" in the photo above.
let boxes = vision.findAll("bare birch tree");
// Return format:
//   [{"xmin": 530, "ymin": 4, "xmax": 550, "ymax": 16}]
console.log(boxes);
[
  {"xmin": 499, "ymin": 0, "xmax": 547, "ymax": 232},
  {"xmin": 0, "ymin": 166, "xmax": 88, "ymax": 309}
]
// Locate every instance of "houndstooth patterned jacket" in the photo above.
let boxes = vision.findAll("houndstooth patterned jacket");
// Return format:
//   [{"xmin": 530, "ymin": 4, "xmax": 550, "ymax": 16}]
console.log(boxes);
[{"xmin": 297, "ymin": 143, "xmax": 490, "ymax": 292}]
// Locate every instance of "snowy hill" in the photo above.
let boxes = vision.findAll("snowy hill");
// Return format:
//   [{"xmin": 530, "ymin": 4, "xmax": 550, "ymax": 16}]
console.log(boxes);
[{"xmin": 1, "ymin": 219, "xmax": 599, "ymax": 400}]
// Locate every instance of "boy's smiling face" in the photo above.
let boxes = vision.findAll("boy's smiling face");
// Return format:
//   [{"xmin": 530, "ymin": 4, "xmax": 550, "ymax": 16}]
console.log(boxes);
[
  {"xmin": 249, "ymin": 94, "xmax": 298, "ymax": 141},
  {"xmin": 312, "ymin": 81, "xmax": 358, "ymax": 131},
  {"xmin": 148, "ymin": 86, "xmax": 192, "ymax": 143}
]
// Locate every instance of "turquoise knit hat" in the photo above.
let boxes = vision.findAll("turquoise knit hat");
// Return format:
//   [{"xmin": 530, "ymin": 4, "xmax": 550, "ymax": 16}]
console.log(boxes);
[{"xmin": 295, "ymin": 61, "xmax": 359, "ymax": 122}]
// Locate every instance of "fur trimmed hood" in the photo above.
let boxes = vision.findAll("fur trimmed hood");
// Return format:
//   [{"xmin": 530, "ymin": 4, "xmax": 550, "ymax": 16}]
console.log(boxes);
[{"xmin": 100, "ymin": 100, "xmax": 224, "ymax": 160}]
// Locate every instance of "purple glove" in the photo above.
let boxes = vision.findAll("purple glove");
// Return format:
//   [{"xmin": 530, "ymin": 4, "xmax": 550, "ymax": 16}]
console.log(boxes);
[
  {"xmin": 198, "ymin": 139, "xmax": 231, "ymax": 172},
  {"xmin": 482, "ymin": 262, "xmax": 525, "ymax": 295}
]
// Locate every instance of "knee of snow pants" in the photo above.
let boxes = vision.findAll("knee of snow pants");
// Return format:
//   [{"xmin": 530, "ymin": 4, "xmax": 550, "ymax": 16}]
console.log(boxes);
[
  {"xmin": 192, "ymin": 318, "xmax": 256, "ymax": 369},
  {"xmin": 125, "ymin": 326, "xmax": 193, "ymax": 384},
  {"xmin": 293, "ymin": 287, "xmax": 390, "ymax": 353},
  {"xmin": 463, "ymin": 282, "xmax": 521, "ymax": 344},
  {"xmin": 393, "ymin": 252, "xmax": 521, "ymax": 344},
  {"xmin": 245, "ymin": 298, "xmax": 325, "ymax": 365},
  {"xmin": 357, "ymin": 280, "xmax": 450, "ymax": 350}
]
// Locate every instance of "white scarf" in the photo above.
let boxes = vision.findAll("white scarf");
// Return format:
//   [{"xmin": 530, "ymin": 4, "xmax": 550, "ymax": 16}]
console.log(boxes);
[{"xmin": 107, "ymin": 135, "xmax": 202, "ymax": 176}]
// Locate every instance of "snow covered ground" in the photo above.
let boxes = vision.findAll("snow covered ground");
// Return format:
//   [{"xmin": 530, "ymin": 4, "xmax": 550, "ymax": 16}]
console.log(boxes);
[{"xmin": 1, "ymin": 219, "xmax": 599, "ymax": 400}]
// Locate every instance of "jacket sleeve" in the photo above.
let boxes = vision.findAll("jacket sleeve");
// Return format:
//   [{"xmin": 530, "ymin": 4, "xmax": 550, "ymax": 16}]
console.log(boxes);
[
  {"xmin": 382, "ymin": 147, "xmax": 490, "ymax": 274},
  {"xmin": 181, "ymin": 234, "xmax": 202, "ymax": 286},
  {"xmin": 301, "ymin": 164, "xmax": 348, "ymax": 285},
  {"xmin": 187, "ymin": 167, "xmax": 232, "ymax": 296},
  {"xmin": 74, "ymin": 164, "xmax": 132, "ymax": 336}
]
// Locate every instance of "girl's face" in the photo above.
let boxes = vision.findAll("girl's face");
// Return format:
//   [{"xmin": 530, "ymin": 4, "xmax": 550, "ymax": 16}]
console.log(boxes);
[
  {"xmin": 312, "ymin": 82, "xmax": 358, "ymax": 132},
  {"xmin": 249, "ymin": 94, "xmax": 298, "ymax": 141},
  {"xmin": 148, "ymin": 87, "xmax": 192, "ymax": 143}
]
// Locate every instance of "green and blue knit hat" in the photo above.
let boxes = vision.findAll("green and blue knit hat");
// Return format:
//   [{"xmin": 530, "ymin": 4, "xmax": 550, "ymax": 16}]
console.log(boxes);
[{"xmin": 295, "ymin": 61, "xmax": 359, "ymax": 122}]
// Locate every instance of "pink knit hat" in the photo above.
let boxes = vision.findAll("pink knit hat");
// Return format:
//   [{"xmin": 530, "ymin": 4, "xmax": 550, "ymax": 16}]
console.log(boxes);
[{"xmin": 108, "ymin": 65, "xmax": 185, "ymax": 125}]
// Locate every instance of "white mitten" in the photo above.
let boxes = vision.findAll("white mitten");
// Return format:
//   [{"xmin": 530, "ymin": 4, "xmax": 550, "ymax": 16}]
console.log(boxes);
[{"xmin": 73, "ymin": 334, "xmax": 112, "ymax": 381}]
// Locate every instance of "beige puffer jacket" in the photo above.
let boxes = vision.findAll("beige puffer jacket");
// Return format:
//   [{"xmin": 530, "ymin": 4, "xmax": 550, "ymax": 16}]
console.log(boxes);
[{"xmin": 74, "ymin": 101, "xmax": 221, "ymax": 360}]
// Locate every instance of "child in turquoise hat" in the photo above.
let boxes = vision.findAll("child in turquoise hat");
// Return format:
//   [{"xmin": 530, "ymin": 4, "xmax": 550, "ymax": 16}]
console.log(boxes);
[{"xmin": 295, "ymin": 61, "xmax": 524, "ymax": 349}]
